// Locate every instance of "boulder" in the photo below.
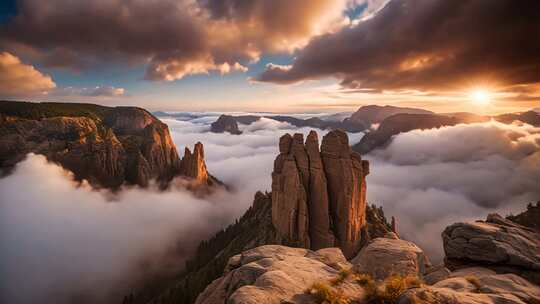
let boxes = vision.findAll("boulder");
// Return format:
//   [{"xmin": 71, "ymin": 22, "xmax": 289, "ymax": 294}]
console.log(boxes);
[
  {"xmin": 400, "ymin": 266, "xmax": 540, "ymax": 304},
  {"xmin": 443, "ymin": 213, "xmax": 540, "ymax": 284},
  {"xmin": 195, "ymin": 245, "xmax": 362, "ymax": 304},
  {"xmin": 351, "ymin": 235, "xmax": 431, "ymax": 281}
]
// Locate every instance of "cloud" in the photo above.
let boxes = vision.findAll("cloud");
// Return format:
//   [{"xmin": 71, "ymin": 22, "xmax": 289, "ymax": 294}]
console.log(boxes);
[
  {"xmin": 366, "ymin": 121, "xmax": 540, "ymax": 260},
  {"xmin": 256, "ymin": 0, "xmax": 540, "ymax": 93},
  {"xmin": 1, "ymin": 0, "xmax": 349, "ymax": 81},
  {"xmin": 55, "ymin": 86, "xmax": 126, "ymax": 97},
  {"xmin": 0, "ymin": 154, "xmax": 252, "ymax": 304},
  {"xmin": 0, "ymin": 51, "xmax": 56, "ymax": 95},
  {"xmin": 0, "ymin": 114, "xmax": 363, "ymax": 304},
  {"xmin": 2, "ymin": 112, "xmax": 539, "ymax": 303}
]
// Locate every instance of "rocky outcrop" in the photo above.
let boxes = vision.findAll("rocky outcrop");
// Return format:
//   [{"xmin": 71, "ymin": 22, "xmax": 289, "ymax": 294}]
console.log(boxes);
[
  {"xmin": 195, "ymin": 245, "xmax": 361, "ymax": 304},
  {"xmin": 443, "ymin": 213, "xmax": 540, "ymax": 284},
  {"xmin": 351, "ymin": 235, "xmax": 431, "ymax": 281},
  {"xmin": 210, "ymin": 115, "xmax": 242, "ymax": 135},
  {"xmin": 353, "ymin": 113, "xmax": 489, "ymax": 154},
  {"xmin": 401, "ymin": 267, "xmax": 540, "ymax": 304},
  {"xmin": 272, "ymin": 130, "xmax": 369, "ymax": 258},
  {"xmin": 0, "ymin": 101, "xmax": 215, "ymax": 189}
]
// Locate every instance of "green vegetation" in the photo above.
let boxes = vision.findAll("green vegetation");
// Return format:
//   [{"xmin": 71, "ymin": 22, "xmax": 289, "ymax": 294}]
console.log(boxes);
[{"xmin": 0, "ymin": 100, "xmax": 113, "ymax": 121}]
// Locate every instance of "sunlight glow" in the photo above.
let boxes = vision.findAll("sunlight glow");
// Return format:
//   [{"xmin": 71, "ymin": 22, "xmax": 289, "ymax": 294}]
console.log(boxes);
[{"xmin": 470, "ymin": 89, "xmax": 491, "ymax": 106}]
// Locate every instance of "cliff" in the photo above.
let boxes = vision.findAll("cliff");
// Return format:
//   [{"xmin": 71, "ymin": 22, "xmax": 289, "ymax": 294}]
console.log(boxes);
[
  {"xmin": 272, "ymin": 130, "xmax": 369, "ymax": 258},
  {"xmin": 344, "ymin": 104, "xmax": 434, "ymax": 127},
  {"xmin": 353, "ymin": 113, "xmax": 489, "ymax": 154},
  {"xmin": 0, "ymin": 101, "xmax": 215, "ymax": 190}
]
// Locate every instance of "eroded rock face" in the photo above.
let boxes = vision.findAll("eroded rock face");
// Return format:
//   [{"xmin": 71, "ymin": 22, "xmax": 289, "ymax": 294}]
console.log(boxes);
[
  {"xmin": 210, "ymin": 115, "xmax": 242, "ymax": 135},
  {"xmin": 0, "ymin": 101, "xmax": 215, "ymax": 190},
  {"xmin": 272, "ymin": 130, "xmax": 369, "ymax": 258},
  {"xmin": 443, "ymin": 213, "xmax": 540, "ymax": 284},
  {"xmin": 351, "ymin": 235, "xmax": 431, "ymax": 280},
  {"xmin": 400, "ymin": 267, "xmax": 540, "ymax": 304},
  {"xmin": 195, "ymin": 245, "xmax": 361, "ymax": 304}
]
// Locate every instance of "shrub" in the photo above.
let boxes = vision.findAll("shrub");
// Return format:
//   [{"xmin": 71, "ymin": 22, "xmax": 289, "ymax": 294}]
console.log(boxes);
[
  {"xmin": 356, "ymin": 273, "xmax": 423, "ymax": 304},
  {"xmin": 307, "ymin": 282, "xmax": 351, "ymax": 304},
  {"xmin": 331, "ymin": 269, "xmax": 353, "ymax": 286}
]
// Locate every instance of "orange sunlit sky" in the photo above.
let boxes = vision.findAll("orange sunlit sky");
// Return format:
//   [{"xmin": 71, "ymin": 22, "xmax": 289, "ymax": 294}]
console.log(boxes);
[{"xmin": 0, "ymin": 0, "xmax": 539, "ymax": 114}]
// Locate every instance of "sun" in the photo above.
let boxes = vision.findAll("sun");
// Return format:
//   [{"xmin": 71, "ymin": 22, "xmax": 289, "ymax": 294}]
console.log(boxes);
[{"xmin": 470, "ymin": 89, "xmax": 491, "ymax": 106}]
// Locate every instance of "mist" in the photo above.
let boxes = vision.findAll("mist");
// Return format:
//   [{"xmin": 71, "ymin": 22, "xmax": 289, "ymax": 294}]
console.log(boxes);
[
  {"xmin": 1, "ymin": 114, "xmax": 539, "ymax": 303},
  {"xmin": 366, "ymin": 121, "xmax": 540, "ymax": 261}
]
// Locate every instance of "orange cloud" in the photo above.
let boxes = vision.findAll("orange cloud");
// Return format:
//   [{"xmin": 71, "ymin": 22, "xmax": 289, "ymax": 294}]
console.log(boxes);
[{"xmin": 0, "ymin": 52, "xmax": 56, "ymax": 96}]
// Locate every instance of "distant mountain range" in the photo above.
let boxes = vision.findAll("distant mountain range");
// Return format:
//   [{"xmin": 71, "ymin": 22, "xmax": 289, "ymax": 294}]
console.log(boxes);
[{"xmin": 156, "ymin": 105, "xmax": 540, "ymax": 155}]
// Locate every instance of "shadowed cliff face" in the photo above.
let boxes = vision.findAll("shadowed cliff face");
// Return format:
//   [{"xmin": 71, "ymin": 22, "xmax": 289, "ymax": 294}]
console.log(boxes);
[
  {"xmin": 271, "ymin": 129, "xmax": 369, "ymax": 258},
  {"xmin": 0, "ymin": 101, "xmax": 213, "ymax": 190}
]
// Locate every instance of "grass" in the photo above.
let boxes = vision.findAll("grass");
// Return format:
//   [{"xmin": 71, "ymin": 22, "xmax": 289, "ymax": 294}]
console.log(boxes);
[
  {"xmin": 357, "ymin": 273, "xmax": 423, "ymax": 304},
  {"xmin": 307, "ymin": 282, "xmax": 351, "ymax": 304},
  {"xmin": 330, "ymin": 269, "xmax": 353, "ymax": 286},
  {"xmin": 464, "ymin": 275, "xmax": 482, "ymax": 292}
]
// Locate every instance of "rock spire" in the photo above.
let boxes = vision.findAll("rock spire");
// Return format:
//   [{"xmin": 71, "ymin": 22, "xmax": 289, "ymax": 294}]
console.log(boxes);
[{"xmin": 271, "ymin": 130, "xmax": 369, "ymax": 258}]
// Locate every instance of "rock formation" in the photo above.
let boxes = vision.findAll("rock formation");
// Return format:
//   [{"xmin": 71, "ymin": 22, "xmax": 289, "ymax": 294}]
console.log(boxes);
[
  {"xmin": 210, "ymin": 115, "xmax": 242, "ymax": 135},
  {"xmin": 195, "ymin": 245, "xmax": 362, "ymax": 304},
  {"xmin": 351, "ymin": 234, "xmax": 431, "ymax": 280},
  {"xmin": 344, "ymin": 104, "xmax": 434, "ymax": 127},
  {"xmin": 272, "ymin": 130, "xmax": 369, "ymax": 258},
  {"xmin": 443, "ymin": 213, "xmax": 540, "ymax": 284},
  {"xmin": 353, "ymin": 113, "xmax": 490, "ymax": 154},
  {"xmin": 0, "ymin": 101, "xmax": 216, "ymax": 190}
]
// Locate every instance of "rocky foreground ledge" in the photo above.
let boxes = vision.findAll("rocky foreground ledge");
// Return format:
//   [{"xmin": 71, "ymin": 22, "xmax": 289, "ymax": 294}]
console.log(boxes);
[{"xmin": 196, "ymin": 215, "xmax": 540, "ymax": 304}]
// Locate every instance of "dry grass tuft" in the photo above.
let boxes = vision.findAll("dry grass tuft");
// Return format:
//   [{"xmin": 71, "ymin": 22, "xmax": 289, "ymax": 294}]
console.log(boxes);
[
  {"xmin": 464, "ymin": 275, "xmax": 482, "ymax": 292},
  {"xmin": 306, "ymin": 282, "xmax": 351, "ymax": 304},
  {"xmin": 330, "ymin": 269, "xmax": 353, "ymax": 286},
  {"xmin": 355, "ymin": 273, "xmax": 423, "ymax": 304}
]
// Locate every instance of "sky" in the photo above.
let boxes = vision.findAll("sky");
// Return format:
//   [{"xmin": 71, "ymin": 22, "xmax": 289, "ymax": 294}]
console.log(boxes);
[{"xmin": 0, "ymin": 0, "xmax": 539, "ymax": 114}]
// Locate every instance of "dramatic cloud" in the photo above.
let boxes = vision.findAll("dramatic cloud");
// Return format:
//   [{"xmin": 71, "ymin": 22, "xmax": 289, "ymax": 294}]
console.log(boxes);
[
  {"xmin": 0, "ymin": 51, "xmax": 56, "ymax": 95},
  {"xmin": 366, "ymin": 121, "xmax": 540, "ymax": 260},
  {"xmin": 1, "ymin": 0, "xmax": 349, "ymax": 81},
  {"xmin": 256, "ymin": 0, "xmax": 540, "ymax": 93}
]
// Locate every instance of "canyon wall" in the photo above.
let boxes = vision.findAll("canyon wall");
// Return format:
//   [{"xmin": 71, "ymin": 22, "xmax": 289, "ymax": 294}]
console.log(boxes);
[{"xmin": 0, "ymin": 101, "xmax": 214, "ymax": 189}]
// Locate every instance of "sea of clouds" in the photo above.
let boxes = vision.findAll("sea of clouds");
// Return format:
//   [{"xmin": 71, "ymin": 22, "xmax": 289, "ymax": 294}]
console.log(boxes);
[{"xmin": 0, "ymin": 113, "xmax": 539, "ymax": 304}]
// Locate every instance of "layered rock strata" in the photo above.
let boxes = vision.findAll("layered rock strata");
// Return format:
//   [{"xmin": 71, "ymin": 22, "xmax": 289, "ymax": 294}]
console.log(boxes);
[
  {"xmin": 443, "ymin": 213, "xmax": 540, "ymax": 284},
  {"xmin": 0, "ymin": 101, "xmax": 215, "ymax": 189},
  {"xmin": 272, "ymin": 130, "xmax": 369, "ymax": 258}
]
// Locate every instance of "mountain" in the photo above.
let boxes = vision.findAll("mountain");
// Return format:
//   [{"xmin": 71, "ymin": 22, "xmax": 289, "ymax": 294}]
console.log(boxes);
[
  {"xmin": 495, "ymin": 110, "xmax": 540, "ymax": 126},
  {"xmin": 353, "ymin": 113, "xmax": 490, "ymax": 154},
  {"xmin": 209, "ymin": 114, "xmax": 367, "ymax": 134},
  {"xmin": 210, "ymin": 115, "xmax": 242, "ymax": 134},
  {"xmin": 194, "ymin": 211, "xmax": 540, "ymax": 304},
  {"xmin": 128, "ymin": 130, "xmax": 393, "ymax": 304},
  {"xmin": 345, "ymin": 105, "xmax": 434, "ymax": 127},
  {"xmin": 0, "ymin": 101, "xmax": 218, "ymax": 190}
]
